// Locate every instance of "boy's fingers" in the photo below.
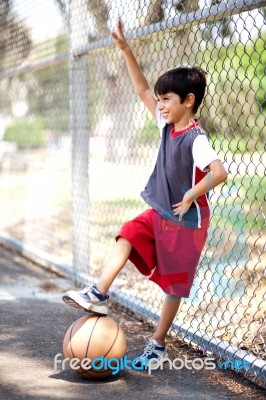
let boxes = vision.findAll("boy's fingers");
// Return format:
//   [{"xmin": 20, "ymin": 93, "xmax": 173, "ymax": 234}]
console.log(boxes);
[
  {"xmin": 110, "ymin": 32, "xmax": 117, "ymax": 40},
  {"xmin": 117, "ymin": 17, "xmax": 124, "ymax": 34},
  {"xmin": 172, "ymin": 202, "xmax": 181, "ymax": 208},
  {"xmin": 173, "ymin": 209, "xmax": 180, "ymax": 215},
  {"xmin": 117, "ymin": 17, "xmax": 122, "ymax": 29}
]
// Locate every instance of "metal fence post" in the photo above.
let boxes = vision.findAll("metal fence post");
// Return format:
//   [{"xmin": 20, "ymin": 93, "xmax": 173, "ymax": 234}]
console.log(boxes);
[{"xmin": 69, "ymin": 0, "xmax": 90, "ymax": 281}]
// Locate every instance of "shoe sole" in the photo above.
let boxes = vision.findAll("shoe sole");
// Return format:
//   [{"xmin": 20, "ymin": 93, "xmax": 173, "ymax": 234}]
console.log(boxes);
[{"xmin": 62, "ymin": 295, "xmax": 109, "ymax": 315}]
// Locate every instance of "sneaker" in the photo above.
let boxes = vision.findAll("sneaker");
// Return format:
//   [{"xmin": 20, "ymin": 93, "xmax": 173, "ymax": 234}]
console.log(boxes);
[
  {"xmin": 62, "ymin": 285, "xmax": 109, "ymax": 314},
  {"xmin": 135, "ymin": 338, "xmax": 169, "ymax": 368}
]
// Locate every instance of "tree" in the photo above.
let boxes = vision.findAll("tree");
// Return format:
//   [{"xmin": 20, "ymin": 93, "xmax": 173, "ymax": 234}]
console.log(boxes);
[
  {"xmin": 53, "ymin": 0, "xmax": 264, "ymax": 155},
  {"xmin": 202, "ymin": 0, "xmax": 232, "ymax": 42},
  {"xmin": 26, "ymin": 34, "xmax": 69, "ymax": 138},
  {"xmin": 0, "ymin": 0, "xmax": 32, "ymax": 69},
  {"xmin": 200, "ymin": 32, "xmax": 265, "ymax": 153},
  {"xmin": 0, "ymin": 0, "xmax": 32, "ymax": 115}
]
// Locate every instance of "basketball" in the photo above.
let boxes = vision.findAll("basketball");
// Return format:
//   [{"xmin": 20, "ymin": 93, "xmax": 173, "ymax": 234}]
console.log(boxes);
[{"xmin": 63, "ymin": 315, "xmax": 127, "ymax": 379}]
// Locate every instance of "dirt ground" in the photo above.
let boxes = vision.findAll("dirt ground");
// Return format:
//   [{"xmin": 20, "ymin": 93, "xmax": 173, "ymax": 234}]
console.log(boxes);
[{"xmin": 0, "ymin": 245, "xmax": 265, "ymax": 400}]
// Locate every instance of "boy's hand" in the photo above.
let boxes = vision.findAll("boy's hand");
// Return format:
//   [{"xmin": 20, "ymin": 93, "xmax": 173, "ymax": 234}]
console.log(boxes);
[
  {"xmin": 172, "ymin": 195, "xmax": 194, "ymax": 222},
  {"xmin": 110, "ymin": 17, "xmax": 129, "ymax": 51}
]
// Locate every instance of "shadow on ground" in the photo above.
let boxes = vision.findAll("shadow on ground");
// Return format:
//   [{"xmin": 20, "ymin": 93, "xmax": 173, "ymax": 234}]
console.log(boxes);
[{"xmin": 0, "ymin": 245, "xmax": 265, "ymax": 400}]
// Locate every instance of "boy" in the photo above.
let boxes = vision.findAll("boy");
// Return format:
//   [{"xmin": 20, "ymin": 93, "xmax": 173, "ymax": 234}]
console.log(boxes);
[{"xmin": 63, "ymin": 18, "xmax": 227, "ymax": 365}]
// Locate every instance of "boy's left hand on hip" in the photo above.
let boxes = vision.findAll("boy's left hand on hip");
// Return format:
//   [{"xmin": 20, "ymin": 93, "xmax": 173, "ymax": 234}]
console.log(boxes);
[{"xmin": 172, "ymin": 196, "xmax": 193, "ymax": 221}]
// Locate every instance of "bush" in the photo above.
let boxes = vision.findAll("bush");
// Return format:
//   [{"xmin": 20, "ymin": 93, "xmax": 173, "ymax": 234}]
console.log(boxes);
[
  {"xmin": 137, "ymin": 116, "xmax": 159, "ymax": 144},
  {"xmin": 209, "ymin": 134, "xmax": 249, "ymax": 154},
  {"xmin": 3, "ymin": 117, "xmax": 45, "ymax": 149}
]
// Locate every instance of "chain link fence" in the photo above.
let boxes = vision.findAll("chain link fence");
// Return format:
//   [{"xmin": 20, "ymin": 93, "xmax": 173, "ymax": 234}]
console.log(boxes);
[{"xmin": 0, "ymin": 0, "xmax": 265, "ymax": 387}]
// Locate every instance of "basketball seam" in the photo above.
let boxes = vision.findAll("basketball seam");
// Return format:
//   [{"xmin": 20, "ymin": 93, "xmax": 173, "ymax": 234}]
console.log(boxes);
[
  {"xmin": 80, "ymin": 317, "xmax": 120, "ymax": 375},
  {"xmin": 69, "ymin": 319, "xmax": 78, "ymax": 359},
  {"xmin": 78, "ymin": 315, "xmax": 101, "ymax": 375},
  {"xmin": 69, "ymin": 316, "xmax": 101, "ymax": 375},
  {"xmin": 84, "ymin": 315, "xmax": 101, "ymax": 359},
  {"xmin": 84, "ymin": 322, "xmax": 121, "ymax": 376},
  {"xmin": 68, "ymin": 316, "xmax": 124, "ymax": 378}
]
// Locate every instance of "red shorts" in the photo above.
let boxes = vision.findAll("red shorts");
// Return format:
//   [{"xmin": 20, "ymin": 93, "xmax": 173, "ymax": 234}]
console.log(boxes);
[{"xmin": 116, "ymin": 209, "xmax": 208, "ymax": 298}]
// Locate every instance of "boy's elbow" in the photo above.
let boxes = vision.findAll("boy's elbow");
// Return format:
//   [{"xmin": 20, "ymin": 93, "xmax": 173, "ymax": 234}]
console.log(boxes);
[
  {"xmin": 209, "ymin": 168, "xmax": 227, "ymax": 187},
  {"xmin": 209, "ymin": 161, "xmax": 228, "ymax": 185},
  {"xmin": 221, "ymin": 167, "xmax": 228, "ymax": 182},
  {"xmin": 216, "ymin": 168, "xmax": 228, "ymax": 184}
]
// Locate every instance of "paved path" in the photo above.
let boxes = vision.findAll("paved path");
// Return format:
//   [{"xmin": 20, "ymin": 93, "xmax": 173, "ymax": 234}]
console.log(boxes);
[{"xmin": 0, "ymin": 246, "xmax": 265, "ymax": 400}]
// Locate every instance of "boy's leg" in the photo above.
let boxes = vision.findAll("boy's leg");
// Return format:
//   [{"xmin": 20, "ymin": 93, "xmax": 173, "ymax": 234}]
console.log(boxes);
[
  {"xmin": 97, "ymin": 237, "xmax": 132, "ymax": 295},
  {"xmin": 137, "ymin": 295, "xmax": 181, "ymax": 366},
  {"xmin": 152, "ymin": 295, "xmax": 181, "ymax": 344},
  {"xmin": 62, "ymin": 237, "xmax": 132, "ymax": 312}
]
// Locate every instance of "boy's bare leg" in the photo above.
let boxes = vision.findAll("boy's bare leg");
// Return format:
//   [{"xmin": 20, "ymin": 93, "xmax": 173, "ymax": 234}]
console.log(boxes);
[
  {"xmin": 62, "ymin": 237, "xmax": 131, "ymax": 312},
  {"xmin": 152, "ymin": 297, "xmax": 181, "ymax": 345},
  {"xmin": 97, "ymin": 237, "xmax": 132, "ymax": 296}
]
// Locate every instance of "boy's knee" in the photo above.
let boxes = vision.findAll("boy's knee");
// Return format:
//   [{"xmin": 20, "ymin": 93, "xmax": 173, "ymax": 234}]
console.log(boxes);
[{"xmin": 165, "ymin": 294, "xmax": 182, "ymax": 303}]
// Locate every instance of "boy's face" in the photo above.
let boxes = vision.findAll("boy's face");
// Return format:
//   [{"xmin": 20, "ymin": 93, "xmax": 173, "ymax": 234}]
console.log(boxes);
[{"xmin": 156, "ymin": 92, "xmax": 192, "ymax": 124}]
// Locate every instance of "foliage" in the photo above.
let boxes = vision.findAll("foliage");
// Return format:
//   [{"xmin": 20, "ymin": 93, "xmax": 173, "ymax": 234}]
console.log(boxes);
[
  {"xmin": 0, "ymin": 0, "xmax": 32, "ymax": 69},
  {"xmin": 209, "ymin": 135, "xmax": 249, "ymax": 155},
  {"xmin": 137, "ymin": 116, "xmax": 159, "ymax": 144},
  {"xmin": 0, "ymin": 0, "xmax": 32, "ymax": 115},
  {"xmin": 235, "ymin": 34, "xmax": 266, "ymax": 111},
  {"xmin": 200, "ymin": 31, "xmax": 265, "ymax": 152},
  {"xmin": 224, "ymin": 176, "xmax": 265, "ymax": 231},
  {"xmin": 3, "ymin": 117, "xmax": 45, "ymax": 149},
  {"xmin": 1, "ymin": 0, "xmax": 264, "ymax": 152},
  {"xmin": 26, "ymin": 35, "xmax": 69, "ymax": 137}
]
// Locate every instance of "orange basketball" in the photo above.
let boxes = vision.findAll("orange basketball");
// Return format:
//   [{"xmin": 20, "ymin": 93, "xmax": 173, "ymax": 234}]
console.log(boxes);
[{"xmin": 63, "ymin": 315, "xmax": 127, "ymax": 379}]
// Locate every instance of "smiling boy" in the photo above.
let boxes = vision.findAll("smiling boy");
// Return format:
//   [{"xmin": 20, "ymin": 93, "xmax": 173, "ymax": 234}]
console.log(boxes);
[{"xmin": 63, "ymin": 18, "xmax": 227, "ymax": 366}]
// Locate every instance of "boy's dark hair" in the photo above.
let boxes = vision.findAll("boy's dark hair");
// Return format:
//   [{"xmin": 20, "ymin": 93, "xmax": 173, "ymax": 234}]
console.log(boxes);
[{"xmin": 154, "ymin": 66, "xmax": 207, "ymax": 114}]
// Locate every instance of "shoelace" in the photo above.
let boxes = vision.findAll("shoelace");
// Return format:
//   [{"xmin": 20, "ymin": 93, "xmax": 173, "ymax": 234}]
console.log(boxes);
[
  {"xmin": 142, "ymin": 340, "xmax": 155, "ymax": 356},
  {"xmin": 82, "ymin": 285, "xmax": 108, "ymax": 300},
  {"xmin": 81, "ymin": 286, "xmax": 93, "ymax": 297}
]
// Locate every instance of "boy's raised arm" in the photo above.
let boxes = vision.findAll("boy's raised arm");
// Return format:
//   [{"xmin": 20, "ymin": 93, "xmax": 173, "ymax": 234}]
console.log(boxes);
[{"xmin": 111, "ymin": 18, "xmax": 157, "ymax": 117}]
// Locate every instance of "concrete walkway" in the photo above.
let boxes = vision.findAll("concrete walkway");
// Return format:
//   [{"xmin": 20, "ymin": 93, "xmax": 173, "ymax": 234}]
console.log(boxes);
[{"xmin": 0, "ymin": 245, "xmax": 265, "ymax": 400}]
